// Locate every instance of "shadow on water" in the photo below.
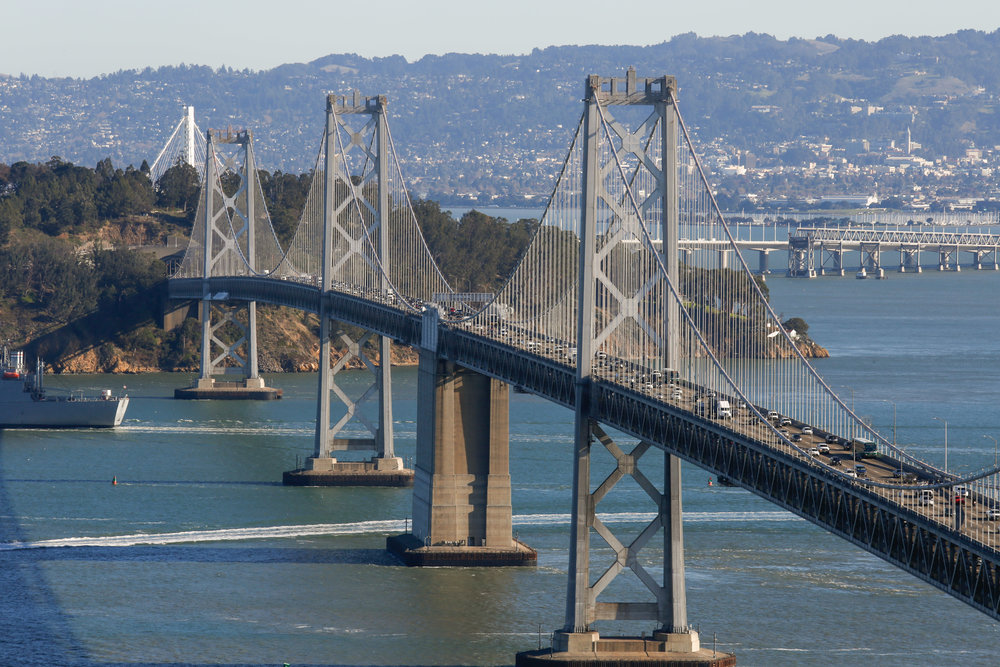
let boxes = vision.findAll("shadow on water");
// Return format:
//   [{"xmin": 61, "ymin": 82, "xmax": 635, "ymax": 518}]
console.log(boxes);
[
  {"xmin": 10, "ymin": 545, "xmax": 401, "ymax": 567},
  {"xmin": 4, "ymin": 478, "xmax": 284, "ymax": 487},
  {"xmin": 0, "ymin": 432, "xmax": 92, "ymax": 665}
]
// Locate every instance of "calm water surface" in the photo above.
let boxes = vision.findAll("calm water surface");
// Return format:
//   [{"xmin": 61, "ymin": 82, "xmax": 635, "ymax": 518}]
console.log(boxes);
[{"xmin": 2, "ymin": 269, "xmax": 1000, "ymax": 665}]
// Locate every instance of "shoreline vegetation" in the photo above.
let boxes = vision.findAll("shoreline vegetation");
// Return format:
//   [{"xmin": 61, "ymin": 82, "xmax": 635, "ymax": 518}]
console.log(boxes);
[{"xmin": 0, "ymin": 160, "xmax": 826, "ymax": 373}]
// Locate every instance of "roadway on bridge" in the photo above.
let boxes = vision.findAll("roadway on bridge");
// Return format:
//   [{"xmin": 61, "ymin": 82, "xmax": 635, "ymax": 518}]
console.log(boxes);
[{"xmin": 454, "ymin": 318, "xmax": 1000, "ymax": 551}]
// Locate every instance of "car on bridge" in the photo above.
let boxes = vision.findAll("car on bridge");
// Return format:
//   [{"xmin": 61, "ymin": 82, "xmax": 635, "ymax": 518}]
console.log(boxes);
[
  {"xmin": 854, "ymin": 464, "xmax": 867, "ymax": 477},
  {"xmin": 829, "ymin": 456, "xmax": 842, "ymax": 466},
  {"xmin": 987, "ymin": 509, "xmax": 1000, "ymax": 520},
  {"xmin": 818, "ymin": 444, "xmax": 831, "ymax": 455}
]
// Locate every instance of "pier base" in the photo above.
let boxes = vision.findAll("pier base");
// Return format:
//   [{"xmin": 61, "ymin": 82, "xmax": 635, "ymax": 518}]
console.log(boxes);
[
  {"xmin": 283, "ymin": 456, "xmax": 414, "ymax": 486},
  {"xmin": 516, "ymin": 631, "xmax": 735, "ymax": 666},
  {"xmin": 386, "ymin": 532, "xmax": 536, "ymax": 567},
  {"xmin": 174, "ymin": 377, "xmax": 282, "ymax": 400}
]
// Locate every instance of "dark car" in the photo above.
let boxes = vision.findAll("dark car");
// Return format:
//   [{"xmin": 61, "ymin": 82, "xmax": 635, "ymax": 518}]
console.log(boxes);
[{"xmin": 830, "ymin": 456, "xmax": 842, "ymax": 466}]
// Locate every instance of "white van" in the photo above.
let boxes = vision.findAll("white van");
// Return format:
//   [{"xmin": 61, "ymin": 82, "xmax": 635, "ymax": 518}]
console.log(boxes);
[{"xmin": 715, "ymin": 399, "xmax": 733, "ymax": 419}]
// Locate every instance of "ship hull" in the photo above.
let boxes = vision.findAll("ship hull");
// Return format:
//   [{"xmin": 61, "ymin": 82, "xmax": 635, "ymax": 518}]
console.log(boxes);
[{"xmin": 0, "ymin": 396, "xmax": 129, "ymax": 428}]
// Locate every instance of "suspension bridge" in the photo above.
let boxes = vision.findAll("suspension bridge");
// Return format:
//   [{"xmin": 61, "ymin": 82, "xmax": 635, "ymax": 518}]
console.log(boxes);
[{"xmin": 166, "ymin": 74, "xmax": 1000, "ymax": 665}]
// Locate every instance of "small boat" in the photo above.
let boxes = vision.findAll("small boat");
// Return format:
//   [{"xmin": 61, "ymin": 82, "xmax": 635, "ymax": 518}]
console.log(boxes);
[
  {"xmin": 856, "ymin": 268, "xmax": 867, "ymax": 279},
  {"xmin": 1, "ymin": 347, "xmax": 129, "ymax": 428},
  {"xmin": 716, "ymin": 476, "xmax": 737, "ymax": 487}
]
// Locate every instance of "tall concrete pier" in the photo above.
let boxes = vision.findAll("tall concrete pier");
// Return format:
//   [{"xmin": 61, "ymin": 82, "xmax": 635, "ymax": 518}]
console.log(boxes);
[{"xmin": 388, "ymin": 310, "xmax": 535, "ymax": 566}]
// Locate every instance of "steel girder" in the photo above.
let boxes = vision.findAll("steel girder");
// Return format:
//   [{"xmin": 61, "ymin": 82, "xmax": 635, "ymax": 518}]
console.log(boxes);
[
  {"xmin": 169, "ymin": 278, "xmax": 422, "ymax": 344},
  {"xmin": 439, "ymin": 330, "xmax": 576, "ymax": 408},
  {"xmin": 592, "ymin": 382, "xmax": 1000, "ymax": 621}
]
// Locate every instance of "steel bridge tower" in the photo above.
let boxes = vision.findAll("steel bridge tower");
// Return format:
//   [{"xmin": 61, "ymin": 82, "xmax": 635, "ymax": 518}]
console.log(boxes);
[
  {"xmin": 290, "ymin": 93, "xmax": 408, "ymax": 484},
  {"xmin": 175, "ymin": 128, "xmax": 279, "ymax": 400},
  {"xmin": 547, "ymin": 72, "xmax": 714, "ymax": 662}
]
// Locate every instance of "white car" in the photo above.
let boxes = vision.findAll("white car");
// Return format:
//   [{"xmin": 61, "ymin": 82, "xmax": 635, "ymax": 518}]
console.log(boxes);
[
  {"xmin": 808, "ymin": 447, "xmax": 820, "ymax": 456},
  {"xmin": 843, "ymin": 470, "xmax": 857, "ymax": 478},
  {"xmin": 987, "ymin": 509, "xmax": 1000, "ymax": 520},
  {"xmin": 802, "ymin": 426, "xmax": 813, "ymax": 435},
  {"xmin": 818, "ymin": 444, "xmax": 830, "ymax": 455}
]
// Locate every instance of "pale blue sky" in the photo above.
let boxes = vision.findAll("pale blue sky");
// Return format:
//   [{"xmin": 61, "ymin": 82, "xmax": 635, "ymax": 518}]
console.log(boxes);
[{"xmin": 5, "ymin": 0, "xmax": 1000, "ymax": 78}]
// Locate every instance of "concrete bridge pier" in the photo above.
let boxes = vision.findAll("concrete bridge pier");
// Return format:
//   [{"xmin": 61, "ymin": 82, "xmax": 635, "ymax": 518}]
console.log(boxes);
[
  {"xmin": 388, "ymin": 310, "xmax": 535, "ymax": 565},
  {"xmin": 757, "ymin": 249, "xmax": 771, "ymax": 274},
  {"xmin": 716, "ymin": 249, "xmax": 729, "ymax": 270}
]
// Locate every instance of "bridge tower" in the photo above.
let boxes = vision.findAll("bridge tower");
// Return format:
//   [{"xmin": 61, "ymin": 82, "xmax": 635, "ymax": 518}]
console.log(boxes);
[
  {"xmin": 176, "ymin": 129, "xmax": 281, "ymax": 400},
  {"xmin": 521, "ymin": 72, "xmax": 732, "ymax": 666},
  {"xmin": 149, "ymin": 105, "xmax": 206, "ymax": 188},
  {"xmin": 284, "ymin": 93, "xmax": 411, "ymax": 486}
]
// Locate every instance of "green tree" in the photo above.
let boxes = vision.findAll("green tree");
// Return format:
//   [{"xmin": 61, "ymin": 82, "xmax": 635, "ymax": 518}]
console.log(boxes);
[{"xmin": 155, "ymin": 160, "xmax": 201, "ymax": 216}]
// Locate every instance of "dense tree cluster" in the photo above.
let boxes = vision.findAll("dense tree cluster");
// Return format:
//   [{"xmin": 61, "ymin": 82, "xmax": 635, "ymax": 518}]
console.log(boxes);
[
  {"xmin": 0, "ymin": 238, "xmax": 166, "ymax": 330},
  {"xmin": 412, "ymin": 199, "xmax": 537, "ymax": 293},
  {"xmin": 0, "ymin": 158, "xmax": 155, "ymax": 240}
]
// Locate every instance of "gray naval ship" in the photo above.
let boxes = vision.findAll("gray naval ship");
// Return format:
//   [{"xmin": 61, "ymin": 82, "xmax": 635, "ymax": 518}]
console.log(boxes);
[{"xmin": 1, "ymin": 348, "xmax": 129, "ymax": 428}]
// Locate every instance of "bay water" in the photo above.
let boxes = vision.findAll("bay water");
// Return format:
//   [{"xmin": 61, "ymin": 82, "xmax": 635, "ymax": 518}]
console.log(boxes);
[{"xmin": 2, "ymin": 268, "xmax": 1000, "ymax": 665}]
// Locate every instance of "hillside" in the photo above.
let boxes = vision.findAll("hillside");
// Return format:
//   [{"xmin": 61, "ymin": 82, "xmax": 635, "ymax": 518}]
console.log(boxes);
[
  {"xmin": 2, "ymin": 31, "xmax": 1000, "ymax": 210},
  {"xmin": 0, "ymin": 160, "xmax": 825, "ymax": 371}
]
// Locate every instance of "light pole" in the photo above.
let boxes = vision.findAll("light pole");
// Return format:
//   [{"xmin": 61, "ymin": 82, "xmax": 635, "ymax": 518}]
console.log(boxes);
[
  {"xmin": 933, "ymin": 416, "xmax": 948, "ymax": 473},
  {"xmin": 985, "ymin": 434, "xmax": 998, "ymax": 468}
]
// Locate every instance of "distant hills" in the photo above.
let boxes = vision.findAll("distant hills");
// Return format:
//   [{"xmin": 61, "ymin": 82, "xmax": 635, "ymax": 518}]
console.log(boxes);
[{"xmin": 3, "ymin": 30, "xmax": 1000, "ymax": 205}]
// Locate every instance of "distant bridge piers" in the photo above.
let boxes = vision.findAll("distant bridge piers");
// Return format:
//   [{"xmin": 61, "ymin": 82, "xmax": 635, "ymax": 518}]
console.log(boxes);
[
  {"xmin": 859, "ymin": 242, "xmax": 885, "ymax": 279},
  {"xmin": 757, "ymin": 248, "xmax": 772, "ymax": 274},
  {"xmin": 939, "ymin": 246, "xmax": 959, "ymax": 271},
  {"xmin": 899, "ymin": 245, "xmax": 922, "ymax": 273},
  {"xmin": 787, "ymin": 235, "xmax": 815, "ymax": 277},
  {"xmin": 971, "ymin": 248, "xmax": 999, "ymax": 271},
  {"xmin": 788, "ymin": 227, "xmax": 1000, "ymax": 277},
  {"xmin": 819, "ymin": 241, "xmax": 845, "ymax": 276}
]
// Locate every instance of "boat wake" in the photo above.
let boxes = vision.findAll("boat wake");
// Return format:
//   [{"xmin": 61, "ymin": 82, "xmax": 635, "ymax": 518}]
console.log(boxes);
[{"xmin": 0, "ymin": 511, "xmax": 799, "ymax": 551}]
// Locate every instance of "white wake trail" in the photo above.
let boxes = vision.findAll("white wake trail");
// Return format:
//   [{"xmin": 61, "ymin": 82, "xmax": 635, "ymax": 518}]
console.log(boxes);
[{"xmin": 0, "ymin": 511, "xmax": 799, "ymax": 551}]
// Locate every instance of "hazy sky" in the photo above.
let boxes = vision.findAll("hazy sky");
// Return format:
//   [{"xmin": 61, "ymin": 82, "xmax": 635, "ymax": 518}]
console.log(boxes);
[{"xmin": 5, "ymin": 0, "xmax": 1000, "ymax": 78}]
